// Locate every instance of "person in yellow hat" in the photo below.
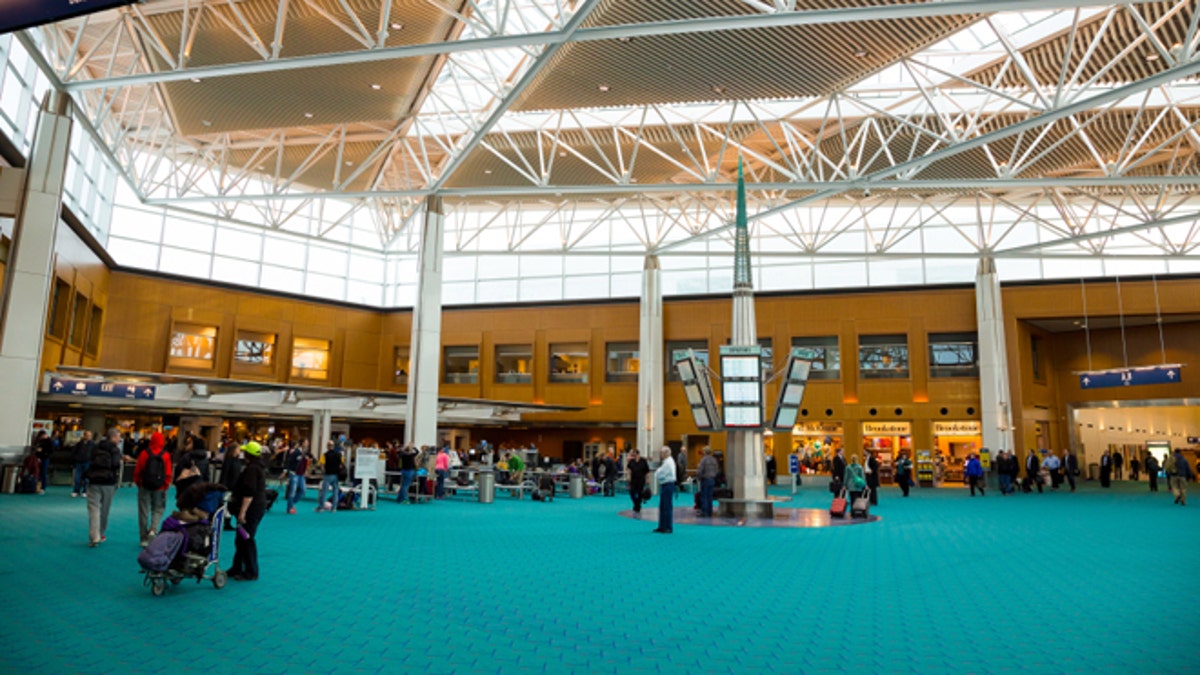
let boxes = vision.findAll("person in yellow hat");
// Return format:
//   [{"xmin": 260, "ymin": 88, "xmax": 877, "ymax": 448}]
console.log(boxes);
[{"xmin": 226, "ymin": 440, "xmax": 267, "ymax": 581}]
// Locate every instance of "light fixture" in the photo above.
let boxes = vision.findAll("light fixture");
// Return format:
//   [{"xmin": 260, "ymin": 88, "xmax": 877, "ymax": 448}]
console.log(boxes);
[
  {"xmin": 853, "ymin": 47, "xmax": 869, "ymax": 58},
  {"xmin": 201, "ymin": 120, "xmax": 212, "ymax": 127},
  {"xmin": 597, "ymin": 84, "xmax": 610, "ymax": 92},
  {"xmin": 370, "ymin": 83, "xmax": 382, "ymax": 90},
  {"xmin": 558, "ymin": 150, "xmax": 567, "ymax": 157},
  {"xmin": 484, "ymin": 169, "xmax": 493, "ymax": 174},
  {"xmin": 711, "ymin": 85, "xmax": 725, "ymax": 95},
  {"xmin": 303, "ymin": 112, "xmax": 314, "ymax": 118},
  {"xmin": 190, "ymin": 77, "xmax": 202, "ymax": 83},
  {"xmin": 1145, "ymin": 52, "xmax": 1160, "ymax": 62},
  {"xmin": 390, "ymin": 22, "xmax": 403, "ymax": 30},
  {"xmin": 617, "ymin": 36, "xmax": 632, "ymax": 43},
  {"xmin": 345, "ymin": 160, "xmax": 354, "ymax": 166}
]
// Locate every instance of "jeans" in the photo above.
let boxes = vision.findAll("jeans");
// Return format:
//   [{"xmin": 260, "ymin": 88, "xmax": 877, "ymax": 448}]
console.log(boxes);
[
  {"xmin": 285, "ymin": 473, "xmax": 305, "ymax": 510},
  {"xmin": 657, "ymin": 482, "xmax": 675, "ymax": 532},
  {"xmin": 998, "ymin": 473, "xmax": 1011, "ymax": 495},
  {"xmin": 137, "ymin": 488, "xmax": 166, "ymax": 541},
  {"xmin": 435, "ymin": 469, "xmax": 448, "ymax": 498},
  {"xmin": 87, "ymin": 485, "xmax": 116, "ymax": 542},
  {"xmin": 73, "ymin": 462, "xmax": 90, "ymax": 494},
  {"xmin": 1065, "ymin": 470, "xmax": 1076, "ymax": 491},
  {"xmin": 699, "ymin": 477, "xmax": 715, "ymax": 517},
  {"xmin": 318, "ymin": 475, "xmax": 339, "ymax": 510},
  {"xmin": 398, "ymin": 469, "xmax": 416, "ymax": 501}
]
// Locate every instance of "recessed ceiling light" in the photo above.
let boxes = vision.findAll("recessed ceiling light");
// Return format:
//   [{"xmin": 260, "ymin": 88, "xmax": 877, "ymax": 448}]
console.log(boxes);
[
  {"xmin": 853, "ymin": 47, "xmax": 869, "ymax": 58},
  {"xmin": 711, "ymin": 85, "xmax": 725, "ymax": 95},
  {"xmin": 1146, "ymin": 52, "xmax": 1160, "ymax": 62},
  {"xmin": 345, "ymin": 160, "xmax": 354, "ymax": 166},
  {"xmin": 558, "ymin": 150, "xmax": 567, "ymax": 157},
  {"xmin": 617, "ymin": 36, "xmax": 632, "ymax": 43},
  {"xmin": 370, "ymin": 83, "xmax": 382, "ymax": 90},
  {"xmin": 201, "ymin": 120, "xmax": 212, "ymax": 127},
  {"xmin": 390, "ymin": 22, "xmax": 403, "ymax": 30},
  {"xmin": 484, "ymin": 169, "xmax": 493, "ymax": 174},
  {"xmin": 303, "ymin": 112, "xmax": 314, "ymax": 118},
  {"xmin": 190, "ymin": 77, "xmax": 202, "ymax": 83},
  {"xmin": 597, "ymin": 84, "xmax": 610, "ymax": 92}
]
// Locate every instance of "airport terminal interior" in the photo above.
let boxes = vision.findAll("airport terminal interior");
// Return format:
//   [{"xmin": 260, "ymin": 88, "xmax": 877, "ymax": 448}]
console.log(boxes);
[{"xmin": 0, "ymin": 1, "xmax": 1199, "ymax": 673}]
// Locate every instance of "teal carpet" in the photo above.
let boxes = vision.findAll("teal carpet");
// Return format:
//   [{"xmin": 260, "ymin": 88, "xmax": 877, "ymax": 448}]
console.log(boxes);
[{"xmin": 1, "ymin": 480, "xmax": 1197, "ymax": 674}]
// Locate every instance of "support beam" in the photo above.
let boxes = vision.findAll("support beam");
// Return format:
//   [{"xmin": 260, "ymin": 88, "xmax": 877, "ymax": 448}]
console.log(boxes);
[
  {"xmin": 0, "ymin": 92, "xmax": 73, "ymax": 461},
  {"xmin": 975, "ymin": 257, "xmax": 1015, "ymax": 462},
  {"xmin": 405, "ymin": 196, "xmax": 445, "ymax": 448},
  {"xmin": 636, "ymin": 255, "xmax": 664, "ymax": 463}
]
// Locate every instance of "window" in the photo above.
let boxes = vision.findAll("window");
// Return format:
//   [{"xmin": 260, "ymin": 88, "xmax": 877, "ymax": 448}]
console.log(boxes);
[
  {"xmin": 68, "ymin": 291, "xmax": 88, "ymax": 348},
  {"xmin": 666, "ymin": 340, "xmax": 708, "ymax": 382},
  {"xmin": 792, "ymin": 336, "xmax": 840, "ymax": 380},
  {"xmin": 234, "ymin": 330, "xmax": 276, "ymax": 367},
  {"xmin": 394, "ymin": 346, "xmax": 409, "ymax": 385},
  {"xmin": 444, "ymin": 346, "xmax": 479, "ymax": 384},
  {"xmin": 169, "ymin": 324, "xmax": 218, "ymax": 369},
  {"xmin": 1031, "ymin": 335, "xmax": 1044, "ymax": 381},
  {"xmin": 929, "ymin": 332, "xmax": 979, "ymax": 378},
  {"xmin": 495, "ymin": 344, "xmax": 533, "ymax": 384},
  {"xmin": 858, "ymin": 334, "xmax": 909, "ymax": 379},
  {"xmin": 85, "ymin": 305, "xmax": 103, "ymax": 356},
  {"xmin": 47, "ymin": 278, "xmax": 70, "ymax": 338},
  {"xmin": 606, "ymin": 342, "xmax": 639, "ymax": 383},
  {"xmin": 550, "ymin": 342, "xmax": 589, "ymax": 383},
  {"xmin": 291, "ymin": 337, "xmax": 331, "ymax": 380}
]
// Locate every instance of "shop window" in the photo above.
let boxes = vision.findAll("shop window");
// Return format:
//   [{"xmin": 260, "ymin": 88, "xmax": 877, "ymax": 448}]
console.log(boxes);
[
  {"xmin": 444, "ymin": 346, "xmax": 479, "ymax": 384},
  {"xmin": 291, "ymin": 337, "xmax": 331, "ymax": 380},
  {"xmin": 929, "ymin": 332, "xmax": 979, "ymax": 378},
  {"xmin": 792, "ymin": 336, "xmax": 840, "ymax": 380},
  {"xmin": 666, "ymin": 340, "xmax": 709, "ymax": 382},
  {"xmin": 234, "ymin": 330, "xmax": 276, "ymax": 367},
  {"xmin": 550, "ymin": 342, "xmax": 588, "ymax": 383},
  {"xmin": 85, "ymin": 305, "xmax": 103, "ymax": 356},
  {"xmin": 394, "ymin": 346, "xmax": 410, "ymax": 385},
  {"xmin": 169, "ymin": 324, "xmax": 218, "ymax": 369},
  {"xmin": 68, "ymin": 291, "xmax": 88, "ymax": 348},
  {"xmin": 605, "ymin": 342, "xmax": 639, "ymax": 383},
  {"xmin": 47, "ymin": 278, "xmax": 70, "ymax": 338},
  {"xmin": 1031, "ymin": 335, "xmax": 1044, "ymax": 381},
  {"xmin": 858, "ymin": 334, "xmax": 909, "ymax": 379},
  {"xmin": 495, "ymin": 344, "xmax": 533, "ymax": 384}
]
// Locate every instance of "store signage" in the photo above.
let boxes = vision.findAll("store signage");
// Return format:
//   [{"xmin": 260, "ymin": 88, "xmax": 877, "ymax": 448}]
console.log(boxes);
[
  {"xmin": 793, "ymin": 422, "xmax": 844, "ymax": 436},
  {"xmin": 863, "ymin": 421, "xmax": 911, "ymax": 436},
  {"xmin": 48, "ymin": 377, "xmax": 156, "ymax": 400},
  {"xmin": 1188, "ymin": 437, "xmax": 1199, "ymax": 445},
  {"xmin": 933, "ymin": 421, "xmax": 982, "ymax": 435},
  {"xmin": 0, "ymin": 0, "xmax": 140, "ymax": 35},
  {"xmin": 1078, "ymin": 365, "xmax": 1182, "ymax": 390}
]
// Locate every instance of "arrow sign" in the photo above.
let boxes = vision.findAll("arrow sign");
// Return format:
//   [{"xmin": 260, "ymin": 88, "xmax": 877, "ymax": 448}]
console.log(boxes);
[
  {"xmin": 47, "ymin": 378, "xmax": 156, "ymax": 400},
  {"xmin": 1079, "ymin": 365, "xmax": 1183, "ymax": 390}
]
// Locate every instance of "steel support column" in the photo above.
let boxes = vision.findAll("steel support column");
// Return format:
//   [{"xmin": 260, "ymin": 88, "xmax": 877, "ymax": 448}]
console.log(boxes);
[
  {"xmin": 975, "ymin": 257, "xmax": 1015, "ymax": 461},
  {"xmin": 404, "ymin": 197, "xmax": 444, "ymax": 448},
  {"xmin": 637, "ymin": 255, "xmax": 664, "ymax": 481}
]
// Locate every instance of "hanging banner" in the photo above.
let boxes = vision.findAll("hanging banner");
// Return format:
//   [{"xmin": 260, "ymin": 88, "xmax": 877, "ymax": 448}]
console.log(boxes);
[
  {"xmin": 0, "ymin": 0, "xmax": 141, "ymax": 35},
  {"xmin": 1078, "ymin": 365, "xmax": 1182, "ymax": 390}
]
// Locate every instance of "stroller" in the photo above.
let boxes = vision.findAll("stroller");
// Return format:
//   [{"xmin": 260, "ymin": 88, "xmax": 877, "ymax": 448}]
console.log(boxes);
[{"xmin": 138, "ymin": 488, "xmax": 228, "ymax": 596}]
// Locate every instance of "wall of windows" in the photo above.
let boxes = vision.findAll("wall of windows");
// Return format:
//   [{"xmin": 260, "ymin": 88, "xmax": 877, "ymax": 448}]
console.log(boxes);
[{"xmin": 858, "ymin": 334, "xmax": 910, "ymax": 380}]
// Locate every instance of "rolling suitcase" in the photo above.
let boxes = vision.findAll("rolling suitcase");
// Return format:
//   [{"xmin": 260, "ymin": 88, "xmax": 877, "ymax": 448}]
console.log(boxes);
[
  {"xmin": 851, "ymin": 487, "xmax": 871, "ymax": 519},
  {"xmin": 830, "ymin": 488, "xmax": 848, "ymax": 518}
]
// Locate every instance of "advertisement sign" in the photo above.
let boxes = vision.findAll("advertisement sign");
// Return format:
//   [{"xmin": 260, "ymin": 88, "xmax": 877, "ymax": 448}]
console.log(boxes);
[
  {"xmin": 863, "ymin": 421, "xmax": 912, "ymax": 436},
  {"xmin": 0, "ymin": 0, "xmax": 140, "ymax": 35},
  {"xmin": 48, "ymin": 377, "xmax": 156, "ymax": 400}
]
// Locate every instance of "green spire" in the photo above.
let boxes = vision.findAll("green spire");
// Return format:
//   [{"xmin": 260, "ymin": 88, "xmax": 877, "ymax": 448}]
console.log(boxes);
[{"xmin": 733, "ymin": 155, "xmax": 752, "ymax": 288}]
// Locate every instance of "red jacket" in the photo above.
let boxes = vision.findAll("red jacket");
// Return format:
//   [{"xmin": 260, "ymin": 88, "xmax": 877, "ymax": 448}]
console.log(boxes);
[{"xmin": 133, "ymin": 432, "xmax": 172, "ymax": 491}]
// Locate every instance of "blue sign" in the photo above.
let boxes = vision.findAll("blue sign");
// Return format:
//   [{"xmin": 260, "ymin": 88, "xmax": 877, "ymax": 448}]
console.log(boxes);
[
  {"xmin": 1188, "ymin": 437, "xmax": 1199, "ymax": 445},
  {"xmin": 49, "ymin": 378, "xmax": 156, "ymax": 400},
  {"xmin": 1079, "ymin": 365, "xmax": 1182, "ymax": 390},
  {"xmin": 788, "ymin": 454, "xmax": 800, "ymax": 474},
  {"xmin": 0, "ymin": 0, "xmax": 140, "ymax": 35}
]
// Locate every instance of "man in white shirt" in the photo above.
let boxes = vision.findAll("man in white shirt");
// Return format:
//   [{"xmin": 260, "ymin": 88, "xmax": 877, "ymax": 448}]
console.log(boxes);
[{"xmin": 654, "ymin": 447, "xmax": 676, "ymax": 534}]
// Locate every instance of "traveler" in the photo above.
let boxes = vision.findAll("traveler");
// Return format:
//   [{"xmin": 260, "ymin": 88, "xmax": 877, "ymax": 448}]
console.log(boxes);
[
  {"xmin": 1005, "ymin": 451, "xmax": 1021, "ymax": 494},
  {"xmin": 1144, "ymin": 453, "xmax": 1160, "ymax": 492},
  {"xmin": 965, "ymin": 453, "xmax": 985, "ymax": 496},
  {"xmin": 1099, "ymin": 449, "xmax": 1112, "ymax": 488},
  {"xmin": 1042, "ymin": 451, "xmax": 1062, "ymax": 490},
  {"xmin": 1169, "ymin": 449, "xmax": 1193, "ymax": 506},
  {"xmin": 434, "ymin": 447, "xmax": 450, "ymax": 499},
  {"xmin": 72, "ymin": 430, "xmax": 96, "ymax": 498},
  {"xmin": 134, "ymin": 432, "xmax": 173, "ymax": 547},
  {"xmin": 317, "ymin": 442, "xmax": 343, "ymax": 511},
  {"xmin": 627, "ymin": 449, "xmax": 650, "ymax": 514},
  {"xmin": 675, "ymin": 448, "xmax": 687, "ymax": 494},
  {"xmin": 864, "ymin": 449, "xmax": 880, "ymax": 505},
  {"xmin": 1024, "ymin": 449, "xmax": 1042, "ymax": 493},
  {"xmin": 221, "ymin": 444, "xmax": 245, "ymax": 530},
  {"xmin": 397, "ymin": 445, "xmax": 418, "ymax": 503},
  {"xmin": 995, "ymin": 451, "xmax": 1011, "ymax": 495},
  {"xmin": 508, "ymin": 450, "xmax": 525, "ymax": 483},
  {"xmin": 186, "ymin": 434, "xmax": 210, "ymax": 480},
  {"xmin": 603, "ymin": 452, "xmax": 617, "ymax": 497},
  {"xmin": 653, "ymin": 447, "xmax": 676, "ymax": 534},
  {"xmin": 895, "ymin": 450, "xmax": 913, "ymax": 497},
  {"xmin": 764, "ymin": 451, "xmax": 777, "ymax": 485},
  {"xmin": 831, "ymin": 447, "xmax": 847, "ymax": 496},
  {"xmin": 844, "ymin": 455, "xmax": 868, "ymax": 505},
  {"xmin": 227, "ymin": 441, "xmax": 267, "ymax": 581},
  {"xmin": 1062, "ymin": 449, "xmax": 1079, "ymax": 493},
  {"xmin": 696, "ymin": 447, "xmax": 719, "ymax": 517},
  {"xmin": 86, "ymin": 429, "xmax": 123, "ymax": 547},
  {"xmin": 281, "ymin": 441, "xmax": 307, "ymax": 514},
  {"xmin": 1129, "ymin": 455, "xmax": 1141, "ymax": 481},
  {"xmin": 1112, "ymin": 450, "xmax": 1124, "ymax": 481},
  {"xmin": 33, "ymin": 430, "xmax": 53, "ymax": 494}
]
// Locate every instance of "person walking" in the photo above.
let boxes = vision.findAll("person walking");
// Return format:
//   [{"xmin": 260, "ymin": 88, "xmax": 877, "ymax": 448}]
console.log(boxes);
[
  {"xmin": 221, "ymin": 444, "xmax": 245, "ymax": 530},
  {"xmin": 1024, "ymin": 449, "xmax": 1042, "ymax": 493},
  {"xmin": 434, "ymin": 447, "xmax": 450, "ymax": 499},
  {"xmin": 72, "ymin": 430, "xmax": 96, "ymax": 498},
  {"xmin": 864, "ymin": 449, "xmax": 880, "ymax": 505},
  {"xmin": 844, "ymin": 455, "xmax": 867, "ymax": 507},
  {"xmin": 397, "ymin": 444, "xmax": 419, "ymax": 503},
  {"xmin": 227, "ymin": 441, "xmax": 267, "ymax": 581},
  {"xmin": 1062, "ymin": 449, "xmax": 1079, "ymax": 493},
  {"xmin": 1144, "ymin": 453, "xmax": 1160, "ymax": 492},
  {"xmin": 33, "ymin": 431, "xmax": 54, "ymax": 494},
  {"xmin": 317, "ymin": 442, "xmax": 343, "ymax": 511},
  {"xmin": 995, "ymin": 451, "xmax": 1011, "ymax": 496},
  {"xmin": 603, "ymin": 452, "xmax": 618, "ymax": 497},
  {"xmin": 965, "ymin": 453, "xmax": 985, "ymax": 496},
  {"xmin": 653, "ymin": 447, "xmax": 676, "ymax": 534},
  {"xmin": 86, "ymin": 429, "xmax": 124, "ymax": 547},
  {"xmin": 696, "ymin": 447, "xmax": 719, "ymax": 517},
  {"xmin": 627, "ymin": 449, "xmax": 650, "ymax": 514},
  {"xmin": 134, "ymin": 432, "xmax": 172, "ymax": 547},
  {"xmin": 831, "ymin": 447, "xmax": 847, "ymax": 497},
  {"xmin": 675, "ymin": 448, "xmax": 688, "ymax": 497},
  {"xmin": 1042, "ymin": 451, "xmax": 1062, "ymax": 490},
  {"xmin": 1129, "ymin": 455, "xmax": 1141, "ymax": 481},
  {"xmin": 895, "ymin": 450, "xmax": 913, "ymax": 497},
  {"xmin": 1112, "ymin": 450, "xmax": 1124, "ymax": 481},
  {"xmin": 281, "ymin": 441, "xmax": 307, "ymax": 514},
  {"xmin": 1169, "ymin": 449, "xmax": 1193, "ymax": 506},
  {"xmin": 1099, "ymin": 449, "xmax": 1112, "ymax": 488}
]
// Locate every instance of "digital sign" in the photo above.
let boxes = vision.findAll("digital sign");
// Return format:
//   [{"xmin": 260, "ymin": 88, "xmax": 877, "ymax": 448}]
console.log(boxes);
[
  {"xmin": 0, "ymin": 0, "xmax": 141, "ymax": 35},
  {"xmin": 719, "ymin": 345, "xmax": 763, "ymax": 429}
]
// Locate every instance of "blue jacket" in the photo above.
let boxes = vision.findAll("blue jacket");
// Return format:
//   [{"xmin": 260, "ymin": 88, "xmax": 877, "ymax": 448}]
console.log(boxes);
[{"xmin": 965, "ymin": 457, "xmax": 984, "ymax": 477}]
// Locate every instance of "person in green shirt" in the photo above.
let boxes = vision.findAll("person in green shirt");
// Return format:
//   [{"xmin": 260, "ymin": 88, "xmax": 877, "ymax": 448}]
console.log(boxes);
[
  {"xmin": 844, "ymin": 455, "xmax": 867, "ymax": 505},
  {"xmin": 508, "ymin": 452, "xmax": 525, "ymax": 483}
]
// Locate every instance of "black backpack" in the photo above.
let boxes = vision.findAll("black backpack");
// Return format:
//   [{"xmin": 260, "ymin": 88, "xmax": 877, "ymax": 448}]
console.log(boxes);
[
  {"xmin": 90, "ymin": 444, "xmax": 116, "ymax": 483},
  {"xmin": 141, "ymin": 451, "xmax": 166, "ymax": 490}
]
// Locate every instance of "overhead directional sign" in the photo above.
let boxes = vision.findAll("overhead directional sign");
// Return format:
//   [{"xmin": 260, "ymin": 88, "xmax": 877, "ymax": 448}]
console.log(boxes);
[
  {"xmin": 49, "ymin": 377, "xmax": 156, "ymax": 400},
  {"xmin": 1078, "ymin": 365, "xmax": 1182, "ymax": 390},
  {"xmin": 0, "ymin": 0, "xmax": 140, "ymax": 35}
]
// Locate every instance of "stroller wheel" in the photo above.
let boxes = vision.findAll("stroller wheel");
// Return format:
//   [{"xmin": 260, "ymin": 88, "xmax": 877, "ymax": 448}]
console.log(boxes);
[
  {"xmin": 151, "ymin": 579, "xmax": 166, "ymax": 597},
  {"xmin": 213, "ymin": 570, "xmax": 227, "ymax": 589}
]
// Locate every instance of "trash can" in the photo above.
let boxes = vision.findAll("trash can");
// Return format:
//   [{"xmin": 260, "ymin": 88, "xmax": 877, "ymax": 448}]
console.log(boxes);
[
  {"xmin": 569, "ymin": 474, "xmax": 584, "ymax": 499},
  {"xmin": 1, "ymin": 465, "xmax": 18, "ymax": 494},
  {"xmin": 478, "ymin": 471, "xmax": 495, "ymax": 503}
]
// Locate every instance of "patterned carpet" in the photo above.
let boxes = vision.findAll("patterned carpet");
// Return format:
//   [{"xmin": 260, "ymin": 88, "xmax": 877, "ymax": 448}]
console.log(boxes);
[{"xmin": 0, "ymin": 478, "xmax": 1196, "ymax": 674}]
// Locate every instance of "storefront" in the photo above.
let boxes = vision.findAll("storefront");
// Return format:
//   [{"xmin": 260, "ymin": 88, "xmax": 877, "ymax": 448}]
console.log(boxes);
[
  {"xmin": 791, "ymin": 421, "xmax": 843, "ymax": 473},
  {"xmin": 862, "ymin": 421, "xmax": 911, "ymax": 484},
  {"xmin": 932, "ymin": 420, "xmax": 982, "ymax": 484}
]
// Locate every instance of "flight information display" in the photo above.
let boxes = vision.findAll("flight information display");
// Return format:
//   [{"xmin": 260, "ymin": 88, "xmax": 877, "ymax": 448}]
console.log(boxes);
[{"xmin": 0, "ymin": 0, "xmax": 140, "ymax": 35}]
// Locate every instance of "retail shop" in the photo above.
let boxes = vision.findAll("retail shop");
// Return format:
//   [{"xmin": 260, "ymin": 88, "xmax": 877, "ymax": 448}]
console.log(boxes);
[
  {"xmin": 791, "ymin": 421, "xmax": 843, "ymax": 472},
  {"xmin": 862, "ymin": 421, "xmax": 910, "ymax": 484}
]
